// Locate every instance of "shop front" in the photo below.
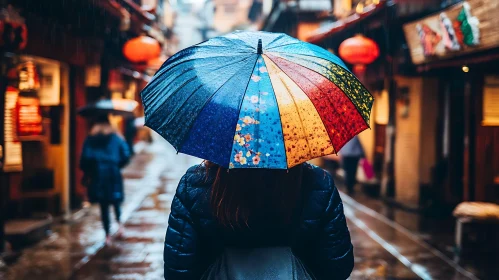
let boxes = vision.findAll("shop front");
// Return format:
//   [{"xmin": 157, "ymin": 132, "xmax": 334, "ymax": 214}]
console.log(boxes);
[
  {"xmin": 3, "ymin": 57, "xmax": 71, "ymax": 218},
  {"xmin": 1, "ymin": 0, "xmax": 167, "ymax": 250},
  {"xmin": 402, "ymin": 0, "xmax": 499, "ymax": 207},
  {"xmin": 0, "ymin": 5, "xmax": 73, "ymax": 247}
]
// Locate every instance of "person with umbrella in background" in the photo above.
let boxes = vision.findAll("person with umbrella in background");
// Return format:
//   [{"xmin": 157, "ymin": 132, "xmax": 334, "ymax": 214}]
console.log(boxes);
[
  {"xmin": 79, "ymin": 114, "xmax": 131, "ymax": 246},
  {"xmin": 141, "ymin": 31, "xmax": 374, "ymax": 279}
]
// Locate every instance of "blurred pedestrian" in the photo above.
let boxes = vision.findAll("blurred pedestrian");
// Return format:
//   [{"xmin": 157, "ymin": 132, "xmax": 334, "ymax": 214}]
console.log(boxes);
[
  {"xmin": 80, "ymin": 115, "xmax": 131, "ymax": 246},
  {"xmin": 163, "ymin": 162, "xmax": 354, "ymax": 280},
  {"xmin": 339, "ymin": 136, "xmax": 365, "ymax": 195}
]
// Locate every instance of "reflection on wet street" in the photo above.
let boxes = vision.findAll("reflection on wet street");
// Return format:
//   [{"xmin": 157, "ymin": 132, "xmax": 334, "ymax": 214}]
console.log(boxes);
[{"xmin": 70, "ymin": 182, "xmax": 173, "ymax": 280}]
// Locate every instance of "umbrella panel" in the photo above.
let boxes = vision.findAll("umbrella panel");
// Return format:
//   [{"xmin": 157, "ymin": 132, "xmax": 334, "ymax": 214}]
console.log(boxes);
[
  {"xmin": 177, "ymin": 56, "xmax": 259, "ymax": 167},
  {"xmin": 268, "ymin": 52, "xmax": 373, "ymax": 125},
  {"xmin": 263, "ymin": 56, "xmax": 335, "ymax": 168},
  {"xmin": 265, "ymin": 54, "xmax": 369, "ymax": 152},
  {"xmin": 228, "ymin": 57, "xmax": 286, "ymax": 169},
  {"xmin": 146, "ymin": 55, "xmax": 257, "ymax": 150}
]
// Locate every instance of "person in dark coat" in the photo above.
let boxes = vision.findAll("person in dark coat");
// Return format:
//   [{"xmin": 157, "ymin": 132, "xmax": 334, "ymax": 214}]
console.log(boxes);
[
  {"xmin": 80, "ymin": 115, "xmax": 131, "ymax": 245},
  {"xmin": 163, "ymin": 162, "xmax": 354, "ymax": 280},
  {"xmin": 339, "ymin": 136, "xmax": 365, "ymax": 195}
]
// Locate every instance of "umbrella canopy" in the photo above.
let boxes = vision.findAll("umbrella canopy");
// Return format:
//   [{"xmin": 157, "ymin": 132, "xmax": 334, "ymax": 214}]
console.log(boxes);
[
  {"xmin": 78, "ymin": 99, "xmax": 139, "ymax": 118},
  {"xmin": 141, "ymin": 31, "xmax": 373, "ymax": 169}
]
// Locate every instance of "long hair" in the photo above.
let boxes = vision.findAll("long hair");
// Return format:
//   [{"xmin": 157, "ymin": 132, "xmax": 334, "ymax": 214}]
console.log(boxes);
[{"xmin": 206, "ymin": 162, "xmax": 304, "ymax": 228}]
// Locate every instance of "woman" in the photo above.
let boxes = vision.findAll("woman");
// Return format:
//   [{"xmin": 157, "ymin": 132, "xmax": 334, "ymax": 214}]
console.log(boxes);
[
  {"xmin": 163, "ymin": 162, "xmax": 354, "ymax": 279},
  {"xmin": 80, "ymin": 115, "xmax": 131, "ymax": 245}
]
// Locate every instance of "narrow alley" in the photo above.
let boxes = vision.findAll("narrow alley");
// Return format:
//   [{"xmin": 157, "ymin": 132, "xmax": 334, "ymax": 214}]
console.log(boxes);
[{"xmin": 2, "ymin": 135, "xmax": 479, "ymax": 280}]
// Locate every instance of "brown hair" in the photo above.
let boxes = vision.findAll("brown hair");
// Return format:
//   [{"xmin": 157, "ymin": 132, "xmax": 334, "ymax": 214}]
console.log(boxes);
[{"xmin": 206, "ymin": 161, "xmax": 304, "ymax": 228}]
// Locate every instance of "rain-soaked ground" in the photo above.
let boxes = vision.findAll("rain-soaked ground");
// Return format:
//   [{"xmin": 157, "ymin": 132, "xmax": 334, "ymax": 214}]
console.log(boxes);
[{"xmin": 1, "ymin": 135, "xmax": 482, "ymax": 280}]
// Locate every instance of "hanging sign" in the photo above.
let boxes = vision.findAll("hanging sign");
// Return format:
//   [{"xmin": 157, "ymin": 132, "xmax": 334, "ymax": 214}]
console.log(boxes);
[
  {"xmin": 403, "ymin": 0, "xmax": 495, "ymax": 65},
  {"xmin": 3, "ymin": 86, "xmax": 23, "ymax": 172},
  {"xmin": 16, "ymin": 95, "xmax": 43, "ymax": 138}
]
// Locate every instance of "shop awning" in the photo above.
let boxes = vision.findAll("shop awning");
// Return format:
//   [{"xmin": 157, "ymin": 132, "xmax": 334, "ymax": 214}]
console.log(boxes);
[
  {"xmin": 91, "ymin": 0, "xmax": 166, "ymax": 45},
  {"xmin": 305, "ymin": 0, "xmax": 386, "ymax": 43}
]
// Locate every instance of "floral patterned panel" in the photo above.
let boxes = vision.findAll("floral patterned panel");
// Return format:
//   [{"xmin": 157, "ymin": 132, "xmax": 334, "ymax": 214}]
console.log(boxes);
[{"xmin": 229, "ymin": 57, "xmax": 286, "ymax": 169}]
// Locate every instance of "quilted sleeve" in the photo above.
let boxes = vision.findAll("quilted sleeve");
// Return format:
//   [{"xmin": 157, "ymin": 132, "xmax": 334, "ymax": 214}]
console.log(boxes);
[
  {"xmin": 315, "ymin": 177, "xmax": 354, "ymax": 280},
  {"xmin": 163, "ymin": 176, "xmax": 200, "ymax": 280}
]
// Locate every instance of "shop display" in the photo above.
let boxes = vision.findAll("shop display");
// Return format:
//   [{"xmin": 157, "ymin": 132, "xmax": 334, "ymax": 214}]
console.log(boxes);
[
  {"xmin": 16, "ymin": 95, "xmax": 43, "ymax": 138},
  {"xmin": 3, "ymin": 86, "xmax": 23, "ymax": 172}
]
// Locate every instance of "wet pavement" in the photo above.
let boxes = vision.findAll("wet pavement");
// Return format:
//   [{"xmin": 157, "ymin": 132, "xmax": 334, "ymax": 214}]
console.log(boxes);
[
  {"xmin": 1, "ymin": 143, "xmax": 483, "ymax": 279},
  {"xmin": 346, "ymin": 190, "xmax": 498, "ymax": 280},
  {"xmin": 342, "ymin": 194, "xmax": 478, "ymax": 280},
  {"xmin": 69, "ymin": 172, "xmax": 174, "ymax": 280},
  {"xmin": 1, "ymin": 135, "xmax": 199, "ymax": 280}
]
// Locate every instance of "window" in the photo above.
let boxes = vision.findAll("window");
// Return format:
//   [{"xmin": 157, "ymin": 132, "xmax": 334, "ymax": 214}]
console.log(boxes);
[{"xmin": 482, "ymin": 76, "xmax": 499, "ymax": 126}]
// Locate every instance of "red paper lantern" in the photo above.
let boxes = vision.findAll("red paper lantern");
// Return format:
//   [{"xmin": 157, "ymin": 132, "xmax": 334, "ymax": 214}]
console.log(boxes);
[
  {"xmin": 339, "ymin": 34, "xmax": 379, "ymax": 76},
  {"xmin": 123, "ymin": 36, "xmax": 161, "ymax": 63}
]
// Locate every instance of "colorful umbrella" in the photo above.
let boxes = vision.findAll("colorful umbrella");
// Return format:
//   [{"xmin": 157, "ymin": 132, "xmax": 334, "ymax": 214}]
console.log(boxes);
[{"xmin": 141, "ymin": 31, "xmax": 373, "ymax": 169}]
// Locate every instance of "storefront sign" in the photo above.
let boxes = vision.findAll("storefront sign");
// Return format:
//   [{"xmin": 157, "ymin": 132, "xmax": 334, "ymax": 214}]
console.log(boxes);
[
  {"xmin": 16, "ymin": 96, "xmax": 43, "ymax": 138},
  {"xmin": 403, "ymin": 0, "xmax": 497, "ymax": 65},
  {"xmin": 3, "ymin": 87, "xmax": 23, "ymax": 172}
]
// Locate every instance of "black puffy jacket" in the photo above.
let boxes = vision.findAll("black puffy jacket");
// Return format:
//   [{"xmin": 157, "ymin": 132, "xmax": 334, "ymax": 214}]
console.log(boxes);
[{"xmin": 164, "ymin": 163, "xmax": 354, "ymax": 280}]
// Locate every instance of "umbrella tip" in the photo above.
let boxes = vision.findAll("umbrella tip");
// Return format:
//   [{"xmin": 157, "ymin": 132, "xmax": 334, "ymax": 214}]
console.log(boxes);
[{"xmin": 257, "ymin": 39, "xmax": 263, "ymax": 54}]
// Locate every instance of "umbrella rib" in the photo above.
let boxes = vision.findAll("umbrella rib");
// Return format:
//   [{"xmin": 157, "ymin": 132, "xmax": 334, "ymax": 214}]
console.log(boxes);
[
  {"xmin": 175, "ymin": 55, "xmax": 259, "ymax": 153},
  {"xmin": 270, "ymin": 51, "xmax": 374, "ymax": 103},
  {"xmin": 153, "ymin": 53, "xmax": 250, "ymax": 79},
  {"xmin": 265, "ymin": 56, "xmax": 315, "ymax": 164},
  {"xmin": 261, "ymin": 34, "xmax": 287, "ymax": 49},
  {"xmin": 223, "ymin": 56, "xmax": 261, "ymax": 167},
  {"xmin": 268, "ymin": 52, "xmax": 372, "ymax": 129},
  {"xmin": 144, "ymin": 57, "xmax": 243, "ymax": 110},
  {"xmin": 264, "ymin": 55, "xmax": 337, "ymax": 154},
  {"xmin": 146, "ymin": 56, "xmax": 252, "ymax": 128},
  {"xmin": 260, "ymin": 57, "xmax": 289, "ymax": 168},
  {"xmin": 265, "ymin": 41, "xmax": 301, "ymax": 51}
]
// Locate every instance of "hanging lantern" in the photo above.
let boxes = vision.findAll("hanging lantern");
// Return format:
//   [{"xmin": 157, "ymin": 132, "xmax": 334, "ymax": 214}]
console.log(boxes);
[
  {"xmin": 123, "ymin": 35, "xmax": 161, "ymax": 63},
  {"xmin": 338, "ymin": 34, "xmax": 379, "ymax": 76}
]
